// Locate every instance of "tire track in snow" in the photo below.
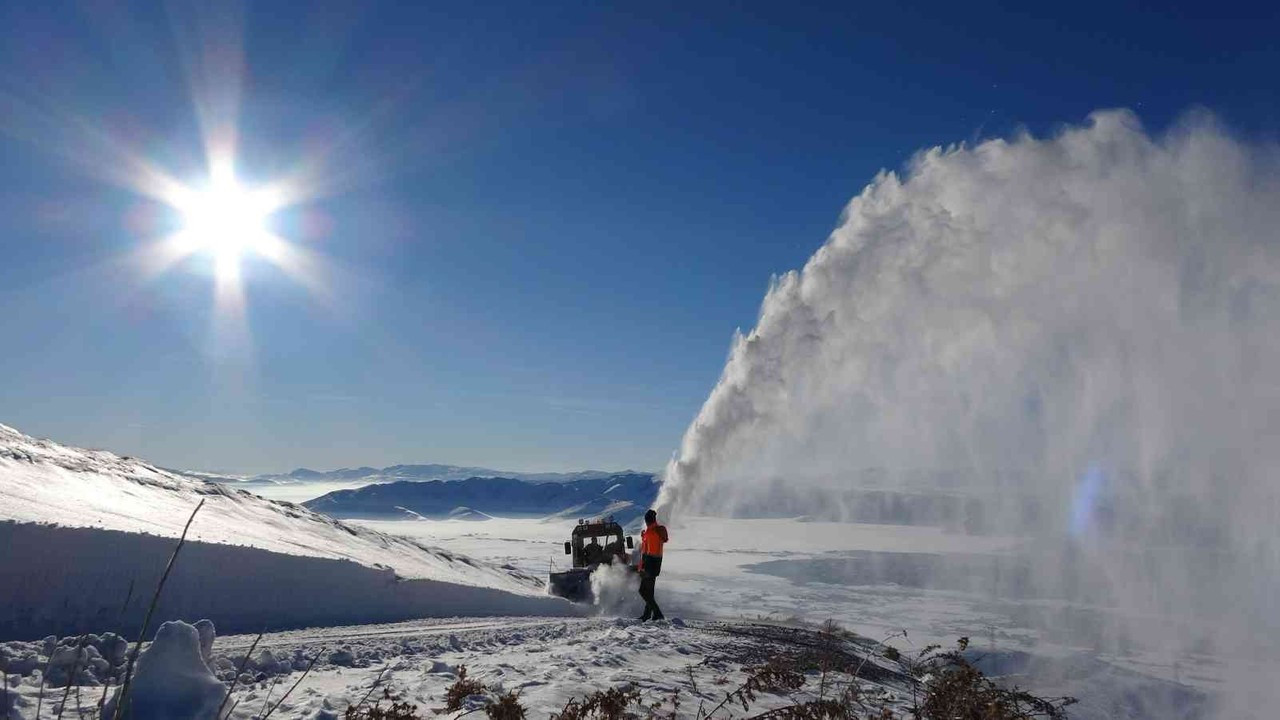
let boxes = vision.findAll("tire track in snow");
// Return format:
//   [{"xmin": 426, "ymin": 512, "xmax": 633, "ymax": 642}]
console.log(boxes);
[{"xmin": 213, "ymin": 616, "xmax": 587, "ymax": 654}]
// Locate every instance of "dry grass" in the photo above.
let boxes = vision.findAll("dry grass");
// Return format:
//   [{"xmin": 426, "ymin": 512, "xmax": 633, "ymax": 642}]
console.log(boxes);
[
  {"xmin": 486, "ymin": 689, "xmax": 528, "ymax": 720},
  {"xmin": 550, "ymin": 686, "xmax": 643, "ymax": 720},
  {"xmin": 444, "ymin": 666, "xmax": 488, "ymax": 712},
  {"xmin": 344, "ymin": 688, "xmax": 422, "ymax": 720}
]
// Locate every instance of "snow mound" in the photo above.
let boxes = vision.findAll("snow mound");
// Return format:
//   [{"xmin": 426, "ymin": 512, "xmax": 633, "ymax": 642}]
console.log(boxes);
[{"xmin": 105, "ymin": 621, "xmax": 224, "ymax": 720}]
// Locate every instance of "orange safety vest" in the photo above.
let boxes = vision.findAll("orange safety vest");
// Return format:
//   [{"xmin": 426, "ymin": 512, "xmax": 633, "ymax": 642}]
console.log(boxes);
[{"xmin": 639, "ymin": 524, "xmax": 668, "ymax": 557}]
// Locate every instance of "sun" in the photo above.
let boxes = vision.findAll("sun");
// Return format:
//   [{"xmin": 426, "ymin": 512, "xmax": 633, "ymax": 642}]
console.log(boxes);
[{"xmin": 174, "ymin": 166, "xmax": 280, "ymax": 281}]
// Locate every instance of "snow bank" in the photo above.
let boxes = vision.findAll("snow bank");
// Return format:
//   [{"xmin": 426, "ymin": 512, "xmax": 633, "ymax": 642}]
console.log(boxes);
[
  {"xmin": 0, "ymin": 423, "xmax": 538, "ymax": 591},
  {"xmin": 0, "ymin": 521, "xmax": 581, "ymax": 641},
  {"xmin": 104, "ymin": 621, "xmax": 224, "ymax": 720}
]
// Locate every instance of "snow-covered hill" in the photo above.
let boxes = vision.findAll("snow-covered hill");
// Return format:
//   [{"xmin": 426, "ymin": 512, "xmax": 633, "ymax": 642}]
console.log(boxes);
[
  {"xmin": 302, "ymin": 473, "xmax": 659, "ymax": 524},
  {"xmin": 0, "ymin": 423, "xmax": 574, "ymax": 640},
  {"xmin": 0, "ymin": 423, "xmax": 538, "ymax": 587}
]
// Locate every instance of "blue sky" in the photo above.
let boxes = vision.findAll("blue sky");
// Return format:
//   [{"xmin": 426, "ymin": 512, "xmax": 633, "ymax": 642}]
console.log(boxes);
[{"xmin": 0, "ymin": 1, "xmax": 1276, "ymax": 473}]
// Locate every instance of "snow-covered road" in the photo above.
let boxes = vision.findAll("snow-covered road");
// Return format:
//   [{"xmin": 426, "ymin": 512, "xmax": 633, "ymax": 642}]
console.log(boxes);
[{"xmin": 212, "ymin": 616, "xmax": 578, "ymax": 655}]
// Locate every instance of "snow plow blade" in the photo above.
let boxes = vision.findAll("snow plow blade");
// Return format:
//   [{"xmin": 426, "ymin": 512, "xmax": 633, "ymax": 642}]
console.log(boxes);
[{"xmin": 548, "ymin": 568, "xmax": 592, "ymax": 601}]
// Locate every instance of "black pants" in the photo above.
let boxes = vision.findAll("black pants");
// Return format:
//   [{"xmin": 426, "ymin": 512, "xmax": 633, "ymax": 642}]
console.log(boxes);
[
  {"xmin": 638, "ymin": 575, "xmax": 664, "ymax": 619},
  {"xmin": 639, "ymin": 555, "xmax": 664, "ymax": 620}
]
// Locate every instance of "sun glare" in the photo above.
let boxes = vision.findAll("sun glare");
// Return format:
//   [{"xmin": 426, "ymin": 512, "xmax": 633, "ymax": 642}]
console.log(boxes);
[{"xmin": 175, "ymin": 168, "xmax": 279, "ymax": 281}]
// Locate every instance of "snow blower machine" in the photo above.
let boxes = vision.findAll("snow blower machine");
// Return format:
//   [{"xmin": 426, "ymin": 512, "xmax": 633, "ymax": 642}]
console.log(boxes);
[{"xmin": 548, "ymin": 516, "xmax": 634, "ymax": 601}]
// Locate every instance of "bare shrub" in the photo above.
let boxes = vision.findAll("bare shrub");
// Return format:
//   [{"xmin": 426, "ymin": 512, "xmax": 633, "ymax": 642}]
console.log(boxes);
[
  {"xmin": 904, "ymin": 638, "xmax": 1076, "ymax": 720},
  {"xmin": 550, "ymin": 686, "xmax": 643, "ymax": 720}
]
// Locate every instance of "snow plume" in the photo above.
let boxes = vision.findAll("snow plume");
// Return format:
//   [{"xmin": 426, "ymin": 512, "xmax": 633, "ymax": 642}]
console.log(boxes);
[
  {"xmin": 657, "ymin": 110, "xmax": 1280, "ymax": 705},
  {"xmin": 590, "ymin": 562, "xmax": 641, "ymax": 616}
]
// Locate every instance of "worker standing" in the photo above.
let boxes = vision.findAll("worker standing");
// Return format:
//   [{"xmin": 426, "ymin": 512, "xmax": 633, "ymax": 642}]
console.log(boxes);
[{"xmin": 636, "ymin": 509, "xmax": 668, "ymax": 621}]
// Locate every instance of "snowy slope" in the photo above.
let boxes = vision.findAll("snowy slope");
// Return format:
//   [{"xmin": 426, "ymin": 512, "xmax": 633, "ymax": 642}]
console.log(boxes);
[{"xmin": 0, "ymin": 422, "xmax": 539, "ymax": 591}]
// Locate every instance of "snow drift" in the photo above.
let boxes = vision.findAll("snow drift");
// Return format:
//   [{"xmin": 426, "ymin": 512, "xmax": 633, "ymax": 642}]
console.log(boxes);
[{"xmin": 656, "ymin": 110, "xmax": 1280, "ymax": 711}]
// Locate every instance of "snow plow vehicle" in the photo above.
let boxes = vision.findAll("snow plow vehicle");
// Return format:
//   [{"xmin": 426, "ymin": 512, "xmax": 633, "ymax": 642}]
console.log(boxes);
[{"xmin": 548, "ymin": 517, "xmax": 634, "ymax": 601}]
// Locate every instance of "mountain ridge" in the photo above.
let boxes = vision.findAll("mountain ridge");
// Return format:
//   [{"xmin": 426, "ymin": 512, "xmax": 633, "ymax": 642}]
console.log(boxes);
[{"xmin": 184, "ymin": 462, "xmax": 650, "ymax": 487}]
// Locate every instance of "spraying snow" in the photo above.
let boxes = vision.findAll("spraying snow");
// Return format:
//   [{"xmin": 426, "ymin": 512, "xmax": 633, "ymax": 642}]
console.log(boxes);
[
  {"xmin": 657, "ymin": 110, "xmax": 1280, "ymax": 711},
  {"xmin": 589, "ymin": 562, "xmax": 641, "ymax": 617}
]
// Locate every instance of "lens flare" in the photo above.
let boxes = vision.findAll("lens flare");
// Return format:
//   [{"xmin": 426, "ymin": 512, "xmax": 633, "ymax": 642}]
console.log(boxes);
[
  {"xmin": 1070, "ymin": 465, "xmax": 1105, "ymax": 537},
  {"xmin": 0, "ymin": 0, "xmax": 346, "ymax": 368},
  {"xmin": 173, "ymin": 164, "xmax": 281, "ymax": 282}
]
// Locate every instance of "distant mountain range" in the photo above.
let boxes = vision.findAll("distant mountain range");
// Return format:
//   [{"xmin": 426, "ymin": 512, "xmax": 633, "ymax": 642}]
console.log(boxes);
[
  {"xmin": 303, "ymin": 472, "xmax": 660, "ymax": 524},
  {"xmin": 181, "ymin": 464, "xmax": 643, "ymax": 486}
]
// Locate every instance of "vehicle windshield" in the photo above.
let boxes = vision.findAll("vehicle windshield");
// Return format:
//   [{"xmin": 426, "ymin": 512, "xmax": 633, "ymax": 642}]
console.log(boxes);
[{"xmin": 571, "ymin": 524, "xmax": 626, "ymax": 565}]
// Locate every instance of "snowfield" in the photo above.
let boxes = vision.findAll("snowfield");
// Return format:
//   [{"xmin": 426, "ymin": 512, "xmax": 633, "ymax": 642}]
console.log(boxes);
[{"xmin": 352, "ymin": 517, "xmax": 1224, "ymax": 719}]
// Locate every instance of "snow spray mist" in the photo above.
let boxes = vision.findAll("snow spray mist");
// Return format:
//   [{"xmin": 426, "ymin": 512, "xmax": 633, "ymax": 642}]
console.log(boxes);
[{"xmin": 657, "ymin": 110, "xmax": 1280, "ymax": 714}]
